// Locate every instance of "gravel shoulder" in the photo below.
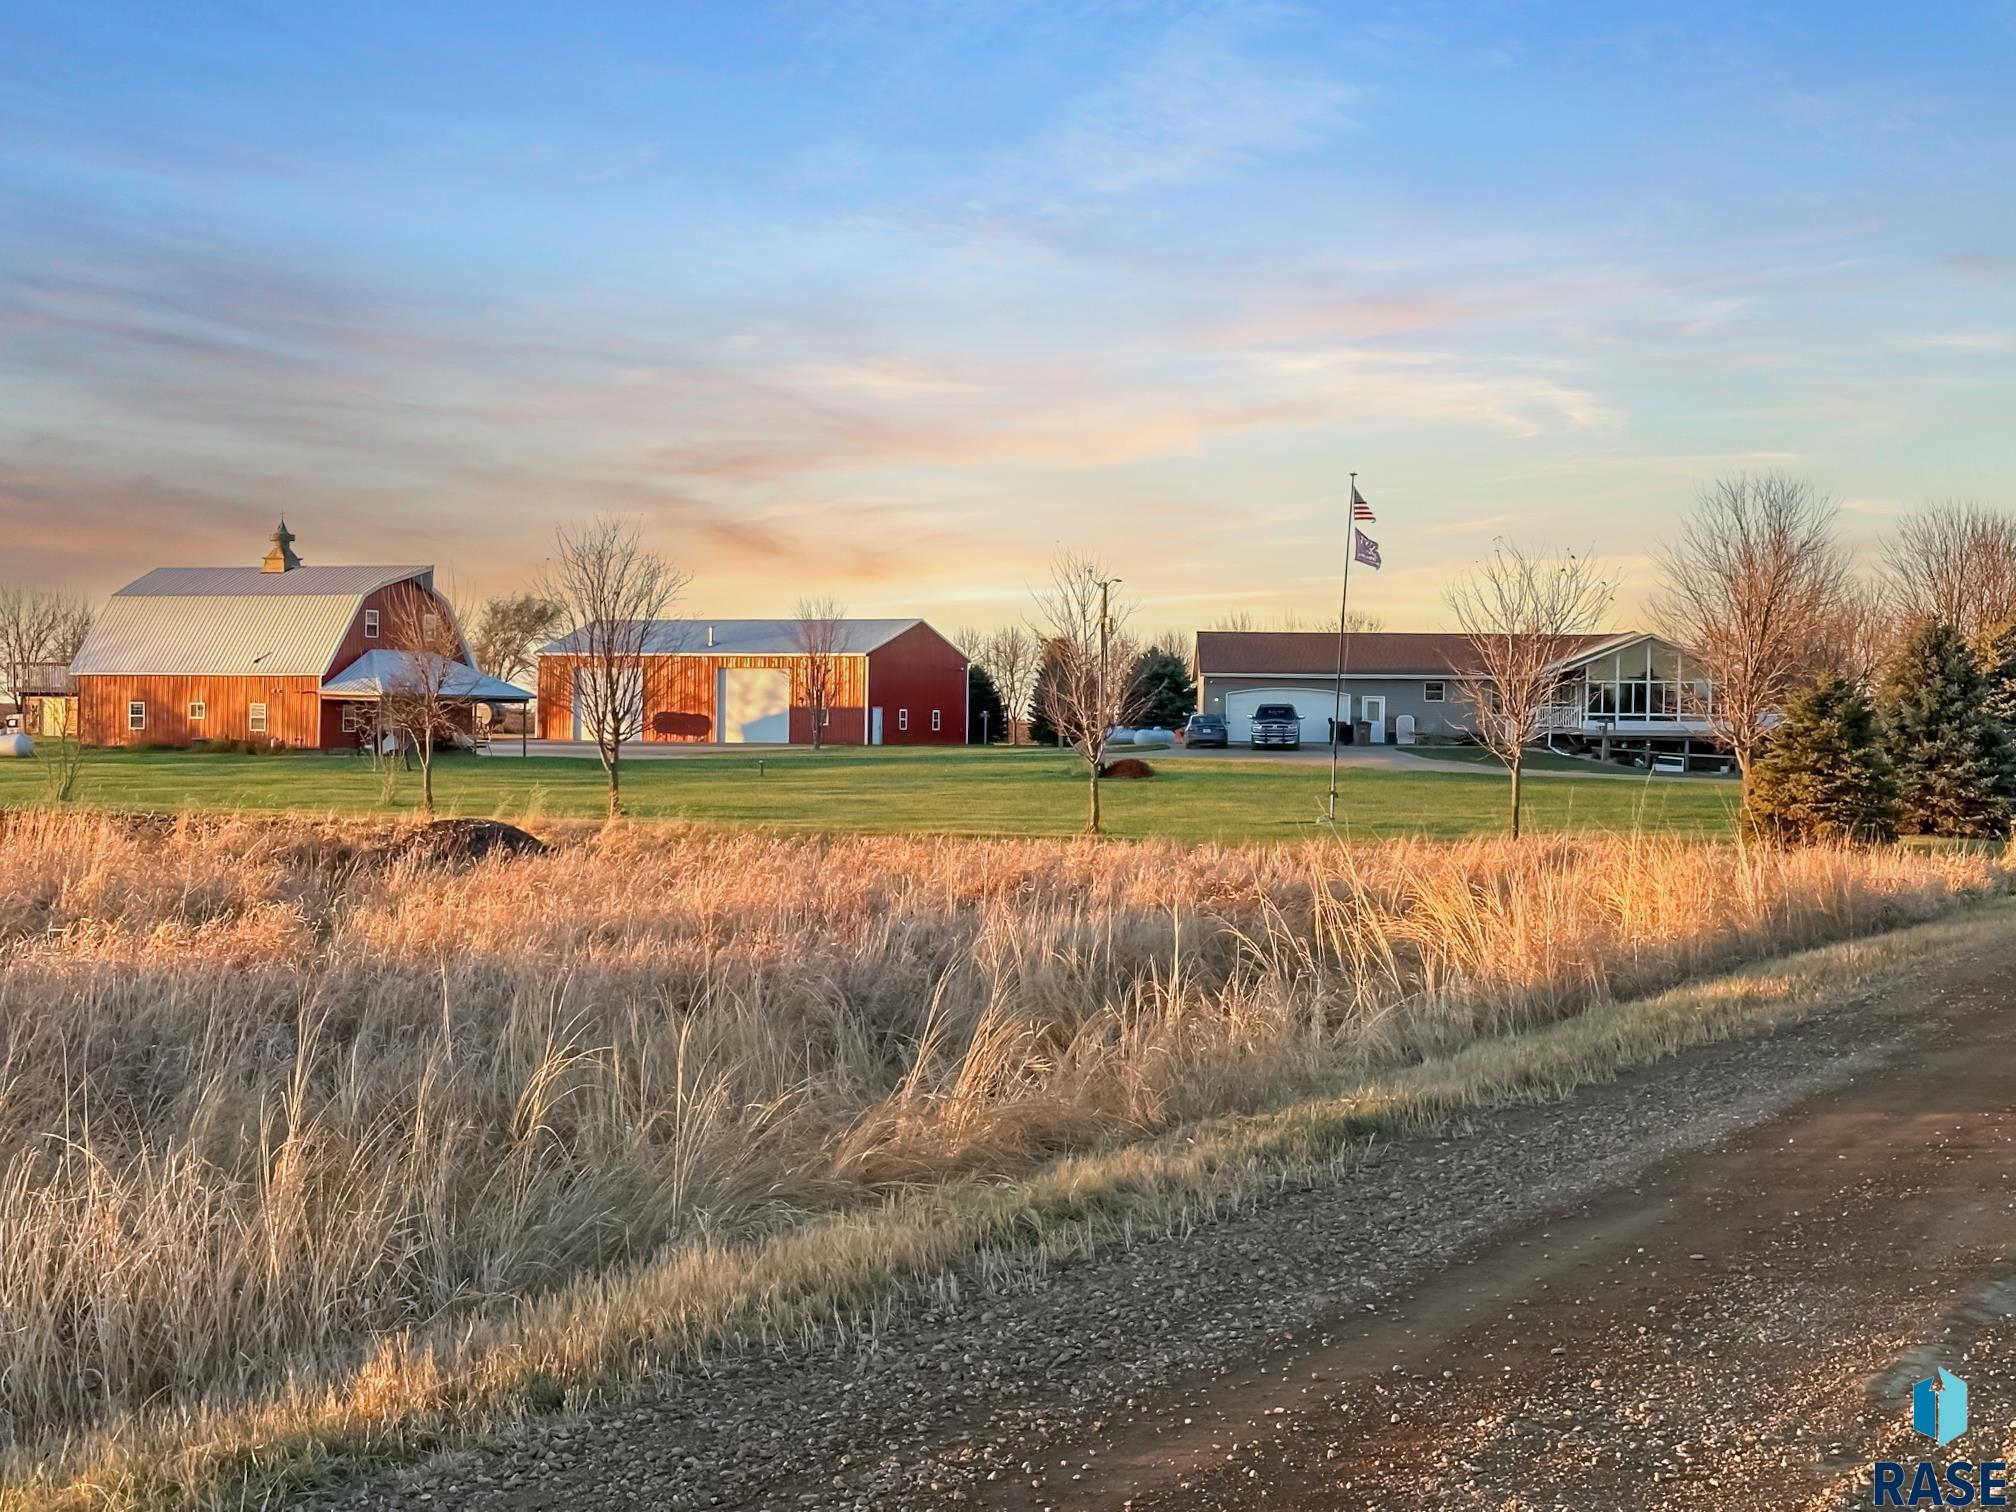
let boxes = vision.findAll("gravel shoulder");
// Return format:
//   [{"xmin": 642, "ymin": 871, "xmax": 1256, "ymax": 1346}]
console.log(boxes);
[{"xmin": 333, "ymin": 903, "xmax": 2016, "ymax": 1512}]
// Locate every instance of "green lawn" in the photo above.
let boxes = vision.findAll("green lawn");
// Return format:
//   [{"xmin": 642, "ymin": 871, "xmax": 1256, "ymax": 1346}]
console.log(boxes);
[
  {"xmin": 0, "ymin": 745, "xmax": 1741, "ymax": 841},
  {"xmin": 1391, "ymin": 744, "xmax": 1725, "ymax": 776}
]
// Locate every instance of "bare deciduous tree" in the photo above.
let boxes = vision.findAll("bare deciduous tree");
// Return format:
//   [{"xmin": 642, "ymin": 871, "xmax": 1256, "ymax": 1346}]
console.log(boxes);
[
  {"xmin": 1030, "ymin": 554, "xmax": 1143, "ymax": 834},
  {"xmin": 1810, "ymin": 578, "xmax": 1899, "ymax": 694},
  {"xmin": 971, "ymin": 625, "xmax": 1041, "ymax": 744},
  {"xmin": 1654, "ymin": 474, "xmax": 1848, "ymax": 792},
  {"xmin": 539, "ymin": 519, "xmax": 688, "ymax": 817},
  {"xmin": 793, "ymin": 595, "xmax": 846, "ymax": 751},
  {"xmin": 37, "ymin": 695, "xmax": 86, "ymax": 805},
  {"xmin": 379, "ymin": 596, "xmax": 468, "ymax": 816},
  {"xmin": 1885, "ymin": 502, "xmax": 2016, "ymax": 648},
  {"xmin": 0, "ymin": 585, "xmax": 92, "ymax": 719},
  {"xmin": 1447, "ymin": 543, "xmax": 1614, "ymax": 839},
  {"xmin": 469, "ymin": 592, "xmax": 564, "ymax": 689},
  {"xmin": 1278, "ymin": 608, "xmax": 1384, "ymax": 634}
]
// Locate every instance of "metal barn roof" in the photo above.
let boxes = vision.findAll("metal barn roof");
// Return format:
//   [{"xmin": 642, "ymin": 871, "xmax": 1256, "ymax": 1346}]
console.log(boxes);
[
  {"xmin": 69, "ymin": 565, "xmax": 432, "ymax": 677},
  {"xmin": 115, "ymin": 566, "xmax": 430, "ymax": 597},
  {"xmin": 322, "ymin": 651, "xmax": 530, "ymax": 701},
  {"xmin": 540, "ymin": 618, "xmax": 930, "ymax": 657}
]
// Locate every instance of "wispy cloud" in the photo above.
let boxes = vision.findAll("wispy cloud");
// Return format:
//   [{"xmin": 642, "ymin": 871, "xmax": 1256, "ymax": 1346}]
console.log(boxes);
[
  {"xmin": 1900, "ymin": 331, "xmax": 2011, "ymax": 351},
  {"xmin": 1247, "ymin": 347, "xmax": 1626, "ymax": 436},
  {"xmin": 1030, "ymin": 8, "xmax": 1355, "ymax": 197}
]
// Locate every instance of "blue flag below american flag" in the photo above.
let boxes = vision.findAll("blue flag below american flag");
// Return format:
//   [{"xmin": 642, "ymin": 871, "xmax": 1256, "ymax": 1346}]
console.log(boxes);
[{"xmin": 1354, "ymin": 528, "xmax": 1382, "ymax": 570}]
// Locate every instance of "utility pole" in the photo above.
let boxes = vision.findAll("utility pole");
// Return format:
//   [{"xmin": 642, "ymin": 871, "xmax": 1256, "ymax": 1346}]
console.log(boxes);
[{"xmin": 1097, "ymin": 577, "xmax": 1119, "ymax": 742}]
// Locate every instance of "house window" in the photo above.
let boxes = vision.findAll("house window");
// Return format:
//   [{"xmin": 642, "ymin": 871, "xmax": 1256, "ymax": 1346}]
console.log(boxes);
[
  {"xmin": 1423, "ymin": 681, "xmax": 1446, "ymax": 703},
  {"xmin": 127, "ymin": 701, "xmax": 146, "ymax": 731},
  {"xmin": 364, "ymin": 609, "xmax": 380, "ymax": 639},
  {"xmin": 898, "ymin": 708, "xmax": 909, "ymax": 731},
  {"xmin": 930, "ymin": 709, "xmax": 942, "ymax": 732},
  {"xmin": 188, "ymin": 700, "xmax": 206, "ymax": 721},
  {"xmin": 249, "ymin": 703, "xmax": 268, "ymax": 735}
]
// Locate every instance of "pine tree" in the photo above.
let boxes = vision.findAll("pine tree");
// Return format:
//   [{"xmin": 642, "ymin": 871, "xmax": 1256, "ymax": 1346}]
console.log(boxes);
[
  {"xmin": 1028, "ymin": 641, "xmax": 1065, "ymax": 746},
  {"xmin": 1744, "ymin": 675, "xmax": 1896, "ymax": 843},
  {"xmin": 1982, "ymin": 621, "xmax": 2016, "ymax": 731},
  {"xmin": 1879, "ymin": 620, "xmax": 2016, "ymax": 838},
  {"xmin": 1127, "ymin": 646, "xmax": 1197, "ymax": 729},
  {"xmin": 966, "ymin": 663, "xmax": 1005, "ymax": 744}
]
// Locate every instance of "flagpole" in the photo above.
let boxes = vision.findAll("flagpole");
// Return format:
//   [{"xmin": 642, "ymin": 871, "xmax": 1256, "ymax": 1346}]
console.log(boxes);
[{"xmin": 1325, "ymin": 472, "xmax": 1357, "ymax": 824}]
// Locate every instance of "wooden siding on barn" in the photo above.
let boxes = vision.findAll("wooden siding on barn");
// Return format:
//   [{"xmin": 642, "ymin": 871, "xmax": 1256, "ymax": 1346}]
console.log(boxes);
[
  {"xmin": 77, "ymin": 675, "xmax": 325, "ymax": 747},
  {"xmin": 537, "ymin": 653, "xmax": 871, "ymax": 742},
  {"xmin": 324, "ymin": 578, "xmax": 454, "ymax": 674}
]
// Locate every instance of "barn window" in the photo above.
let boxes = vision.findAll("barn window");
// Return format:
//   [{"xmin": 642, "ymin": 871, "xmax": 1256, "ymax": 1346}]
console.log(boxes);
[
  {"xmin": 364, "ymin": 609, "xmax": 380, "ymax": 639},
  {"xmin": 821, "ymin": 706, "xmax": 831, "ymax": 727},
  {"xmin": 188, "ymin": 701, "xmax": 206, "ymax": 722},
  {"xmin": 1424, "ymin": 681, "xmax": 1447, "ymax": 703},
  {"xmin": 249, "ymin": 703, "xmax": 268, "ymax": 735},
  {"xmin": 127, "ymin": 701, "xmax": 146, "ymax": 731},
  {"xmin": 341, "ymin": 705, "xmax": 363, "ymax": 734},
  {"xmin": 931, "ymin": 709, "xmax": 942, "ymax": 732},
  {"xmin": 897, "ymin": 708, "xmax": 909, "ymax": 731}
]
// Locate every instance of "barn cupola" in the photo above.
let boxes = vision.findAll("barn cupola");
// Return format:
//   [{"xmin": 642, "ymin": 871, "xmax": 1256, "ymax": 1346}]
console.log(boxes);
[{"xmin": 261, "ymin": 519, "xmax": 302, "ymax": 573}]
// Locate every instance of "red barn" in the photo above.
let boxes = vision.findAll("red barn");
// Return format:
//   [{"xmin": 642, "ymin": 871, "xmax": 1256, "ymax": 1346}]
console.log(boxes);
[
  {"xmin": 536, "ymin": 618, "xmax": 969, "ymax": 745},
  {"xmin": 68, "ymin": 523, "xmax": 528, "ymax": 749}
]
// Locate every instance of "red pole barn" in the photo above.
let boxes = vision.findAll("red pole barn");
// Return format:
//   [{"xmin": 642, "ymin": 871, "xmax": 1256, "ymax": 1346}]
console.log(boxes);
[
  {"xmin": 65, "ymin": 523, "xmax": 530, "ymax": 748},
  {"xmin": 536, "ymin": 619, "xmax": 970, "ymax": 745}
]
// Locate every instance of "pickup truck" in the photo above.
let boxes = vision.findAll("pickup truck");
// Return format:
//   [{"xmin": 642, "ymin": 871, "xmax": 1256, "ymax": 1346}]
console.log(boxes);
[{"xmin": 1248, "ymin": 702, "xmax": 1302, "ymax": 750}]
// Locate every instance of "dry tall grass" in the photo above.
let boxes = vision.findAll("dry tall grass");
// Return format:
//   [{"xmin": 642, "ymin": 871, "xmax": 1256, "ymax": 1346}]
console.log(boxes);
[{"xmin": 0, "ymin": 811, "xmax": 2003, "ymax": 1492}]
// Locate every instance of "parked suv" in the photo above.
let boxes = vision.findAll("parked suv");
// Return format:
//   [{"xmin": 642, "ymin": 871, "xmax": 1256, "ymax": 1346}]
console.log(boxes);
[
  {"xmin": 1183, "ymin": 713, "xmax": 1229, "ymax": 748},
  {"xmin": 1248, "ymin": 703, "xmax": 1302, "ymax": 750}
]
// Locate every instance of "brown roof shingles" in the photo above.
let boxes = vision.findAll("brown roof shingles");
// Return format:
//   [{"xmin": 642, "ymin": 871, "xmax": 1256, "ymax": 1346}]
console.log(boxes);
[{"xmin": 1194, "ymin": 630, "xmax": 1626, "ymax": 678}]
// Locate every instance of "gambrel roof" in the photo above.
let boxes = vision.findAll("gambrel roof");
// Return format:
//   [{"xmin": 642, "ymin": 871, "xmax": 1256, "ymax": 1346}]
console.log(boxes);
[{"xmin": 69, "ymin": 565, "xmax": 432, "ymax": 677}]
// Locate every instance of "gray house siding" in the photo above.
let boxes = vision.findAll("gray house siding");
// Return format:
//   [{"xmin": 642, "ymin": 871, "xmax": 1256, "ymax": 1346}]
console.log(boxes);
[{"xmin": 1198, "ymin": 674, "xmax": 1468, "ymax": 743}]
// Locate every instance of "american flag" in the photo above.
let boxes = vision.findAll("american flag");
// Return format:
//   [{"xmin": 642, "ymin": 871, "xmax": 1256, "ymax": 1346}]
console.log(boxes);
[
  {"xmin": 1351, "ymin": 484, "xmax": 1375, "ymax": 522},
  {"xmin": 1354, "ymin": 528, "xmax": 1382, "ymax": 570}
]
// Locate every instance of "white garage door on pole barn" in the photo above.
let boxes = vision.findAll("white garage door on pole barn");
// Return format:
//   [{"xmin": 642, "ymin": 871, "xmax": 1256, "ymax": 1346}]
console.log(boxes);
[
  {"xmin": 573, "ymin": 668, "xmax": 642, "ymax": 742},
  {"xmin": 716, "ymin": 667, "xmax": 792, "ymax": 742}
]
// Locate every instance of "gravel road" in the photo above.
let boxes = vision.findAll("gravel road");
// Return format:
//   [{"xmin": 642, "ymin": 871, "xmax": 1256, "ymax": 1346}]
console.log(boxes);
[{"xmin": 339, "ymin": 929, "xmax": 2015, "ymax": 1512}]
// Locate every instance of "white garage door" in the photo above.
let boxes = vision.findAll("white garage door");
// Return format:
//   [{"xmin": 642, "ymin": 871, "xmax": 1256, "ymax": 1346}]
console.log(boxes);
[
  {"xmin": 1224, "ymin": 689, "xmax": 1340, "ymax": 745},
  {"xmin": 573, "ymin": 667, "xmax": 642, "ymax": 742},
  {"xmin": 716, "ymin": 667, "xmax": 792, "ymax": 743}
]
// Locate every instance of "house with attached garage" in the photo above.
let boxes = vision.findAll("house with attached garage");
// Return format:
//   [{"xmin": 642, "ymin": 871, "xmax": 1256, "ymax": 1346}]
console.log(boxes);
[
  {"xmin": 1193, "ymin": 629, "xmax": 1730, "ymax": 769},
  {"xmin": 66, "ymin": 523, "xmax": 530, "ymax": 749},
  {"xmin": 535, "ymin": 618, "xmax": 969, "ymax": 745}
]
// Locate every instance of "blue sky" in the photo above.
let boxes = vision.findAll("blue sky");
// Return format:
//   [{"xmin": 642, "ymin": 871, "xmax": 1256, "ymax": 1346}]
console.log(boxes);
[{"xmin": 4, "ymin": 1, "xmax": 2013, "ymax": 629}]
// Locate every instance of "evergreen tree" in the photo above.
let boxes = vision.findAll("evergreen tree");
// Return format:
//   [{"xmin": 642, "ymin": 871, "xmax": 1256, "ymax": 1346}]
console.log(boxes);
[
  {"xmin": 1128, "ymin": 646, "xmax": 1197, "ymax": 728},
  {"xmin": 1744, "ymin": 675, "xmax": 1896, "ymax": 843},
  {"xmin": 967, "ymin": 663, "xmax": 1005, "ymax": 744},
  {"xmin": 1982, "ymin": 621, "xmax": 2016, "ymax": 730},
  {"xmin": 1028, "ymin": 641, "xmax": 1065, "ymax": 745},
  {"xmin": 1879, "ymin": 620, "xmax": 2015, "ymax": 838}
]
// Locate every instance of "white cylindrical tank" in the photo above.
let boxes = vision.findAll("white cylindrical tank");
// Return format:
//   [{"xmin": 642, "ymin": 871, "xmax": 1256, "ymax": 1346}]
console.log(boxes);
[{"xmin": 0, "ymin": 732, "xmax": 34, "ymax": 758}]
